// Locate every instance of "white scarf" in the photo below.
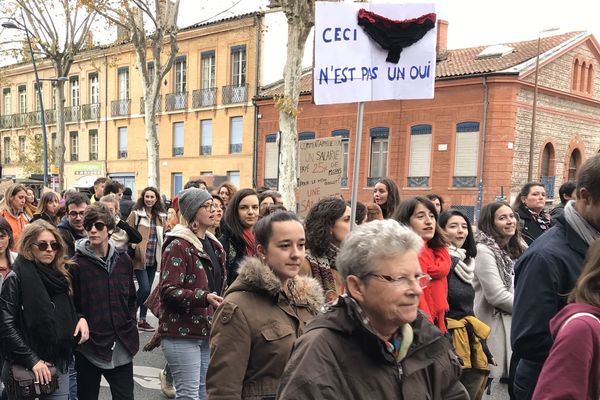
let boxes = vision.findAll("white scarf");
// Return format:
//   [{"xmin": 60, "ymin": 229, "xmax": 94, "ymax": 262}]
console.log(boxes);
[
  {"xmin": 564, "ymin": 200, "xmax": 600, "ymax": 246},
  {"xmin": 448, "ymin": 245, "xmax": 475, "ymax": 284}
]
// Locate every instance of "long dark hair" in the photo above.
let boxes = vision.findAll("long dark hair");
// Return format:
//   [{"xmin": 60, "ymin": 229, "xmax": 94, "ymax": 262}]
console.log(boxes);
[
  {"xmin": 478, "ymin": 201, "xmax": 525, "ymax": 259},
  {"xmin": 133, "ymin": 187, "xmax": 166, "ymax": 217},
  {"xmin": 439, "ymin": 210, "xmax": 477, "ymax": 260},
  {"xmin": 221, "ymin": 188, "xmax": 258, "ymax": 245},
  {"xmin": 375, "ymin": 177, "xmax": 400, "ymax": 219},
  {"xmin": 305, "ymin": 198, "xmax": 347, "ymax": 257},
  {"xmin": 394, "ymin": 196, "xmax": 447, "ymax": 249},
  {"xmin": 0, "ymin": 217, "xmax": 14, "ymax": 256}
]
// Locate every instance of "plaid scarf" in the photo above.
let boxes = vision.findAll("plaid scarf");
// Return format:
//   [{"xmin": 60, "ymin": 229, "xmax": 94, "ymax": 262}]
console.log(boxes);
[{"xmin": 145, "ymin": 217, "xmax": 158, "ymax": 268}]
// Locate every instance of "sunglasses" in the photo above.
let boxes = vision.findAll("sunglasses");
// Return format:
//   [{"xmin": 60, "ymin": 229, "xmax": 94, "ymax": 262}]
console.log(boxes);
[
  {"xmin": 83, "ymin": 221, "xmax": 107, "ymax": 231},
  {"xmin": 33, "ymin": 242, "xmax": 60, "ymax": 251}
]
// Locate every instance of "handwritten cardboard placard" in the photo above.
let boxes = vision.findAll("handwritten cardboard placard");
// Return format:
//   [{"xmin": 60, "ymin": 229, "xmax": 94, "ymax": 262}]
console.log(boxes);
[
  {"xmin": 314, "ymin": 2, "xmax": 436, "ymax": 105},
  {"xmin": 297, "ymin": 137, "xmax": 342, "ymax": 217}
]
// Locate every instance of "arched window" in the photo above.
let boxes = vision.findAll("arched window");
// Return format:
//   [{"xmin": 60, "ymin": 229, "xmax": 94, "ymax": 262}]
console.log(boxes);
[
  {"xmin": 572, "ymin": 58, "xmax": 580, "ymax": 90},
  {"xmin": 579, "ymin": 62, "xmax": 587, "ymax": 92},
  {"xmin": 587, "ymin": 64, "xmax": 594, "ymax": 94},
  {"xmin": 540, "ymin": 143, "xmax": 555, "ymax": 177},
  {"xmin": 568, "ymin": 149, "xmax": 582, "ymax": 181}
]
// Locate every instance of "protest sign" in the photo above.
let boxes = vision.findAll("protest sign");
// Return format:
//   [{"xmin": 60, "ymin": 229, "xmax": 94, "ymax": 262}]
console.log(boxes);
[
  {"xmin": 314, "ymin": 2, "xmax": 436, "ymax": 105},
  {"xmin": 297, "ymin": 137, "xmax": 342, "ymax": 217}
]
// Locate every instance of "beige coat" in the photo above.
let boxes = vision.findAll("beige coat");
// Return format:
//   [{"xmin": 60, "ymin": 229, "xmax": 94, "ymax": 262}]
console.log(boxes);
[
  {"xmin": 126, "ymin": 208, "xmax": 166, "ymax": 270},
  {"xmin": 207, "ymin": 257, "xmax": 324, "ymax": 400}
]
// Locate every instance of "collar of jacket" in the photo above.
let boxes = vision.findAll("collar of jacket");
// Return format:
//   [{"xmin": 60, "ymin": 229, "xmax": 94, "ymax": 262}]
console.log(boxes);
[
  {"xmin": 165, "ymin": 224, "xmax": 220, "ymax": 255},
  {"xmin": 227, "ymin": 256, "xmax": 324, "ymax": 314},
  {"xmin": 554, "ymin": 214, "xmax": 589, "ymax": 257},
  {"xmin": 134, "ymin": 208, "xmax": 167, "ymax": 220},
  {"xmin": 308, "ymin": 296, "xmax": 448, "ymax": 371}
]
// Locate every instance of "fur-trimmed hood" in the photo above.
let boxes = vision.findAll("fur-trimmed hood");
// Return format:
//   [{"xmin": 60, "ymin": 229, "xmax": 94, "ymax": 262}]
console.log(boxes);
[{"xmin": 228, "ymin": 256, "xmax": 324, "ymax": 314}]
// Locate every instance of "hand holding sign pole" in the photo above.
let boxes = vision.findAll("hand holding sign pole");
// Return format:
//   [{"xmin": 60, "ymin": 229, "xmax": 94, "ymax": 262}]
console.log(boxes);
[{"xmin": 313, "ymin": 2, "xmax": 436, "ymax": 228}]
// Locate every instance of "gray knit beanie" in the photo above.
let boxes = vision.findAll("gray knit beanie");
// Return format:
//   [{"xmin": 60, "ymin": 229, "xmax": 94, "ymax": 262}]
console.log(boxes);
[{"xmin": 178, "ymin": 187, "xmax": 212, "ymax": 223}]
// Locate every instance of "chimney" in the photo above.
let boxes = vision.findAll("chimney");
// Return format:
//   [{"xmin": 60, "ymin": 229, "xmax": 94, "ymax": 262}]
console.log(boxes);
[{"xmin": 436, "ymin": 19, "xmax": 448, "ymax": 59}]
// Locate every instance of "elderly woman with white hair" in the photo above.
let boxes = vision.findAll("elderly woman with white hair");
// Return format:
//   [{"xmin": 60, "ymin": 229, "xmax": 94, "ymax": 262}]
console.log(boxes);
[{"xmin": 277, "ymin": 219, "xmax": 469, "ymax": 400}]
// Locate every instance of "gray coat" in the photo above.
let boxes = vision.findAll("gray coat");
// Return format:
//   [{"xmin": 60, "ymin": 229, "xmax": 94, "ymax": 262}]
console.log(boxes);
[{"xmin": 473, "ymin": 243, "xmax": 513, "ymax": 380}]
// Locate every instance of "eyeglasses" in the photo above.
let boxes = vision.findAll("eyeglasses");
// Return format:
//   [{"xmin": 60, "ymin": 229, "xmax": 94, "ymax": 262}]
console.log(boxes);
[
  {"xmin": 367, "ymin": 273, "xmax": 431, "ymax": 289},
  {"xmin": 33, "ymin": 242, "xmax": 60, "ymax": 251},
  {"xmin": 83, "ymin": 221, "xmax": 107, "ymax": 231},
  {"xmin": 199, "ymin": 202, "xmax": 214, "ymax": 210},
  {"xmin": 68, "ymin": 211, "xmax": 85, "ymax": 218}
]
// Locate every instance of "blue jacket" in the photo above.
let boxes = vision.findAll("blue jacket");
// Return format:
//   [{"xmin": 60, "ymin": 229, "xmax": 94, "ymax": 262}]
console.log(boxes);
[{"xmin": 512, "ymin": 215, "xmax": 588, "ymax": 362}]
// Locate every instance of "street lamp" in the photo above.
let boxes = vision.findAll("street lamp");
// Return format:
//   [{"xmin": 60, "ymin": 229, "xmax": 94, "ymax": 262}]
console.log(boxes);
[
  {"xmin": 528, "ymin": 27, "xmax": 560, "ymax": 182},
  {"xmin": 2, "ymin": 18, "xmax": 67, "ymax": 188}
]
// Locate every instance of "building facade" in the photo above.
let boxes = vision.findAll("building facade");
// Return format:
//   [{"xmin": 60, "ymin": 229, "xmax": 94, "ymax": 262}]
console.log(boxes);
[
  {"xmin": 0, "ymin": 12, "xmax": 264, "ymax": 197},
  {"xmin": 255, "ymin": 27, "xmax": 600, "ymax": 221}
]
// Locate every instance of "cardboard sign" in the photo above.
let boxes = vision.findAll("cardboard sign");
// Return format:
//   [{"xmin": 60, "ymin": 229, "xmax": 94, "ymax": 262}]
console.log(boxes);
[
  {"xmin": 314, "ymin": 2, "xmax": 436, "ymax": 105},
  {"xmin": 297, "ymin": 137, "xmax": 342, "ymax": 217}
]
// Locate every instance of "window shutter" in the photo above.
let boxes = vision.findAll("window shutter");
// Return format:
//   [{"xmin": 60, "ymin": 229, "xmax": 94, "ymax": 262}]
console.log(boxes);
[
  {"xmin": 408, "ymin": 125, "xmax": 432, "ymax": 177},
  {"xmin": 454, "ymin": 123, "xmax": 480, "ymax": 177},
  {"xmin": 201, "ymin": 120, "xmax": 212, "ymax": 146},
  {"xmin": 174, "ymin": 123, "xmax": 184, "ymax": 148},
  {"xmin": 264, "ymin": 134, "xmax": 278, "ymax": 179},
  {"xmin": 230, "ymin": 117, "xmax": 243, "ymax": 144}
]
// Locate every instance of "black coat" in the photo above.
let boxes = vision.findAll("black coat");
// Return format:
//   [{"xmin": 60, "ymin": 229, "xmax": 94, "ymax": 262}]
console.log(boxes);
[
  {"xmin": 517, "ymin": 206, "xmax": 547, "ymax": 245},
  {"xmin": 120, "ymin": 196, "xmax": 134, "ymax": 221}
]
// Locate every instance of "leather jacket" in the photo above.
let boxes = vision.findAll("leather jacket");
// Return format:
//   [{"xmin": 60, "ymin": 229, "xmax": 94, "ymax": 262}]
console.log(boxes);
[{"xmin": 0, "ymin": 270, "xmax": 41, "ymax": 369}]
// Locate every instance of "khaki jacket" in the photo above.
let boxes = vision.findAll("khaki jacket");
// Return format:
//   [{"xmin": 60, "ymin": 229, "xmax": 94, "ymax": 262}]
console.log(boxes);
[
  {"xmin": 126, "ymin": 208, "xmax": 166, "ymax": 270},
  {"xmin": 277, "ymin": 296, "xmax": 469, "ymax": 400},
  {"xmin": 207, "ymin": 257, "xmax": 324, "ymax": 400}
]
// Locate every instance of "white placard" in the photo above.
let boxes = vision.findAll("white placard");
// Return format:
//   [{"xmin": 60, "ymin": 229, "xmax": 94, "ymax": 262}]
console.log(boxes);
[{"xmin": 314, "ymin": 2, "xmax": 436, "ymax": 105}]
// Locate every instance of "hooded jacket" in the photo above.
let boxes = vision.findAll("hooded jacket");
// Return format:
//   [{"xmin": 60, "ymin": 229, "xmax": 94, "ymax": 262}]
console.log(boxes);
[
  {"xmin": 532, "ymin": 303, "xmax": 600, "ymax": 399},
  {"xmin": 57, "ymin": 218, "xmax": 87, "ymax": 258},
  {"xmin": 277, "ymin": 296, "xmax": 468, "ymax": 400},
  {"xmin": 159, "ymin": 225, "xmax": 226, "ymax": 340},
  {"xmin": 207, "ymin": 257, "xmax": 324, "ymax": 400},
  {"xmin": 72, "ymin": 239, "xmax": 139, "ymax": 362}
]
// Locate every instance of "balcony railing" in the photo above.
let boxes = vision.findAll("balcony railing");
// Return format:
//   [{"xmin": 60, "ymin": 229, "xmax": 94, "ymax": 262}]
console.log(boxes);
[
  {"xmin": 540, "ymin": 175, "xmax": 556, "ymax": 199},
  {"xmin": 0, "ymin": 115, "xmax": 12, "ymax": 130},
  {"xmin": 118, "ymin": 150, "xmax": 128, "ymax": 159},
  {"xmin": 45, "ymin": 109, "xmax": 56, "ymax": 125},
  {"xmin": 229, "ymin": 143, "xmax": 242, "ymax": 154},
  {"xmin": 165, "ymin": 92, "xmax": 187, "ymax": 112},
  {"xmin": 264, "ymin": 179, "xmax": 278, "ymax": 189},
  {"xmin": 64, "ymin": 106, "xmax": 81, "ymax": 123},
  {"xmin": 14, "ymin": 113, "xmax": 27, "ymax": 128},
  {"xmin": 192, "ymin": 88, "xmax": 216, "ymax": 108},
  {"xmin": 200, "ymin": 145, "xmax": 212, "ymax": 155},
  {"xmin": 173, "ymin": 147, "xmax": 184, "ymax": 157},
  {"xmin": 140, "ymin": 96, "xmax": 162, "ymax": 114},
  {"xmin": 407, "ymin": 176, "xmax": 429, "ymax": 187},
  {"xmin": 111, "ymin": 99, "xmax": 130, "ymax": 117},
  {"xmin": 452, "ymin": 176, "xmax": 477, "ymax": 188},
  {"xmin": 89, "ymin": 152, "xmax": 98, "ymax": 161},
  {"xmin": 367, "ymin": 177, "xmax": 382, "ymax": 187},
  {"xmin": 81, "ymin": 104, "xmax": 100, "ymax": 120},
  {"xmin": 27, "ymin": 111, "xmax": 42, "ymax": 126},
  {"xmin": 70, "ymin": 153, "xmax": 79, "ymax": 162},
  {"xmin": 222, "ymin": 84, "xmax": 247, "ymax": 104}
]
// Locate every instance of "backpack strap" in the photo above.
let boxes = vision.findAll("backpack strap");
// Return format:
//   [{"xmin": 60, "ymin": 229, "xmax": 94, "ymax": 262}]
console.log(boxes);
[{"xmin": 558, "ymin": 312, "xmax": 600, "ymax": 335}]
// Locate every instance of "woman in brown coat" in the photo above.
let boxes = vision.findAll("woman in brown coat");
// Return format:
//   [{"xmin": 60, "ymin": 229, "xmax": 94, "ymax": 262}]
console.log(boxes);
[{"xmin": 207, "ymin": 211, "xmax": 324, "ymax": 400}]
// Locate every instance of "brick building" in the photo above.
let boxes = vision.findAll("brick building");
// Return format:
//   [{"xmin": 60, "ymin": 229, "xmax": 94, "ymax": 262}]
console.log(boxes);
[{"xmin": 254, "ymin": 25, "xmax": 600, "ymax": 220}]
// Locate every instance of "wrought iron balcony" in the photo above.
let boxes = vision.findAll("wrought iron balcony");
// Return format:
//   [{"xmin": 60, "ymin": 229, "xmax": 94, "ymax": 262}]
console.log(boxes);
[
  {"xmin": 118, "ymin": 150, "xmax": 128, "ymax": 159},
  {"xmin": 81, "ymin": 104, "xmax": 100, "ymax": 120},
  {"xmin": 64, "ymin": 106, "xmax": 80, "ymax": 123},
  {"xmin": 89, "ymin": 152, "xmax": 98, "ymax": 161},
  {"xmin": 408, "ymin": 176, "xmax": 429, "ymax": 187},
  {"xmin": 200, "ymin": 145, "xmax": 212, "ymax": 155},
  {"xmin": 111, "ymin": 99, "xmax": 130, "ymax": 117},
  {"xmin": 0, "ymin": 115, "xmax": 12, "ymax": 130},
  {"xmin": 14, "ymin": 113, "xmax": 27, "ymax": 128},
  {"xmin": 165, "ymin": 92, "xmax": 187, "ymax": 112},
  {"xmin": 452, "ymin": 176, "xmax": 476, "ymax": 188},
  {"xmin": 367, "ymin": 177, "xmax": 382, "ymax": 187},
  {"xmin": 70, "ymin": 153, "xmax": 79, "ymax": 162},
  {"xmin": 264, "ymin": 179, "xmax": 278, "ymax": 189},
  {"xmin": 173, "ymin": 147, "xmax": 184, "ymax": 157},
  {"xmin": 222, "ymin": 84, "xmax": 247, "ymax": 105},
  {"xmin": 45, "ymin": 110, "xmax": 56, "ymax": 125},
  {"xmin": 229, "ymin": 143, "xmax": 242, "ymax": 154},
  {"xmin": 192, "ymin": 88, "xmax": 216, "ymax": 108},
  {"xmin": 140, "ymin": 96, "xmax": 162, "ymax": 114},
  {"xmin": 27, "ymin": 111, "xmax": 42, "ymax": 126}
]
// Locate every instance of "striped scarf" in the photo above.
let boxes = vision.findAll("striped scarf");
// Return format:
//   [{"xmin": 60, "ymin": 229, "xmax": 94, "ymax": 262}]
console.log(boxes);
[{"xmin": 145, "ymin": 217, "xmax": 158, "ymax": 268}]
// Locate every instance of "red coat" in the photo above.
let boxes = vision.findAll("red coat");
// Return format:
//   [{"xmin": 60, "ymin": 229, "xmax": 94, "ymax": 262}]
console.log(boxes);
[{"xmin": 418, "ymin": 242, "xmax": 450, "ymax": 332}]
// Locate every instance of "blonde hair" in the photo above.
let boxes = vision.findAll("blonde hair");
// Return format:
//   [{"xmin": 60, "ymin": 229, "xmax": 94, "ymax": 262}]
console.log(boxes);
[
  {"xmin": 19, "ymin": 220, "xmax": 74, "ymax": 295},
  {"xmin": 0, "ymin": 184, "xmax": 27, "ymax": 214}
]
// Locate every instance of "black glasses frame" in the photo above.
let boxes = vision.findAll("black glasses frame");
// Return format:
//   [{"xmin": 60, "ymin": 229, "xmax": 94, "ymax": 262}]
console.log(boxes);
[
  {"xmin": 84, "ymin": 221, "xmax": 107, "ymax": 232},
  {"xmin": 33, "ymin": 242, "xmax": 60, "ymax": 251}
]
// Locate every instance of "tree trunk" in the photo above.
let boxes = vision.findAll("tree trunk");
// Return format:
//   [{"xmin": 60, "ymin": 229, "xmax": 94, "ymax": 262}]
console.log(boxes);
[
  {"xmin": 54, "ymin": 78, "xmax": 66, "ymax": 192},
  {"xmin": 144, "ymin": 82, "xmax": 160, "ymax": 189},
  {"xmin": 277, "ymin": 4, "xmax": 313, "ymax": 211}
]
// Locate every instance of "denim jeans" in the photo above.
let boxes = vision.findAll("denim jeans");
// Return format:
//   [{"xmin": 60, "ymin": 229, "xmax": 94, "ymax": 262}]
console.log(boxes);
[
  {"xmin": 68, "ymin": 357, "xmax": 77, "ymax": 400},
  {"xmin": 1, "ymin": 361, "xmax": 69, "ymax": 400},
  {"xmin": 135, "ymin": 264, "xmax": 157, "ymax": 320},
  {"xmin": 162, "ymin": 337, "xmax": 210, "ymax": 400}
]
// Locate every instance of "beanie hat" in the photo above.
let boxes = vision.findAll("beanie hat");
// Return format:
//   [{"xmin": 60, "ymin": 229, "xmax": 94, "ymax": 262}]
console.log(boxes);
[{"xmin": 178, "ymin": 188, "xmax": 212, "ymax": 223}]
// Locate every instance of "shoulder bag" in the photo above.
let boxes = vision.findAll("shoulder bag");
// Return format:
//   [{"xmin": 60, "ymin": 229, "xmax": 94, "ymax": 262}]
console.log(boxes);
[{"xmin": 6, "ymin": 362, "xmax": 58, "ymax": 400}]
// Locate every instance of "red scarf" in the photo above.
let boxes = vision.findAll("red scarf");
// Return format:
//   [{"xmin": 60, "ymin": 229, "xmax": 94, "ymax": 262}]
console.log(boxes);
[
  {"xmin": 417, "ymin": 241, "xmax": 451, "ymax": 332},
  {"xmin": 243, "ymin": 228, "xmax": 257, "ymax": 257}
]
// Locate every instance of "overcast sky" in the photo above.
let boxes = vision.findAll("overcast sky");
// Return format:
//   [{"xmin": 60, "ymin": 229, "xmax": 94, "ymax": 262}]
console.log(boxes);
[{"xmin": 179, "ymin": 0, "xmax": 600, "ymax": 48}]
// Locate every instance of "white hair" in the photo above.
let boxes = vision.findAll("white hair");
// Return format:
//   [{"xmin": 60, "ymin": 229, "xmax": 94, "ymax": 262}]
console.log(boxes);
[{"xmin": 336, "ymin": 219, "xmax": 423, "ymax": 283}]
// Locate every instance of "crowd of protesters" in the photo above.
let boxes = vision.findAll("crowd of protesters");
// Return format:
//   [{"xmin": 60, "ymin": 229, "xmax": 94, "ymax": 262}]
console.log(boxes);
[{"xmin": 0, "ymin": 155, "xmax": 596, "ymax": 399}]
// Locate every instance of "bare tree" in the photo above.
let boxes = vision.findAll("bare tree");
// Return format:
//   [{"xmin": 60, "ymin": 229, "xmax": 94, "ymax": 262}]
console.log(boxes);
[
  {"xmin": 270, "ymin": 0, "xmax": 315, "ymax": 210},
  {"xmin": 1, "ymin": 0, "xmax": 97, "ymax": 191},
  {"xmin": 88, "ymin": 0, "xmax": 180, "ymax": 190}
]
